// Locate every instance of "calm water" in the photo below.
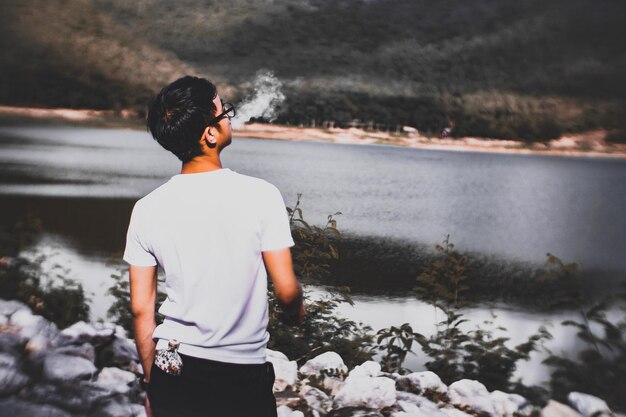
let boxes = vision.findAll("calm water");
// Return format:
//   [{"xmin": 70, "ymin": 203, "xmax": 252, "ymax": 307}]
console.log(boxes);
[
  {"xmin": 2, "ymin": 124, "xmax": 626, "ymax": 384},
  {"xmin": 2, "ymin": 125, "xmax": 625, "ymax": 272}
]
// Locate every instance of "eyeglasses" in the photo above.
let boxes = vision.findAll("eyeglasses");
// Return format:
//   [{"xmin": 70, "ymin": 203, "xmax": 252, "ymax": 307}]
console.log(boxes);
[{"xmin": 207, "ymin": 101, "xmax": 236, "ymax": 126}]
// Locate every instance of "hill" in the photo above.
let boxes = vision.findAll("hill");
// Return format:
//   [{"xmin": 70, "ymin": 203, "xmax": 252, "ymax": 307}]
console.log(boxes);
[
  {"xmin": 0, "ymin": 0, "xmax": 201, "ymax": 109},
  {"xmin": 1, "ymin": 0, "xmax": 625, "ymax": 139}
]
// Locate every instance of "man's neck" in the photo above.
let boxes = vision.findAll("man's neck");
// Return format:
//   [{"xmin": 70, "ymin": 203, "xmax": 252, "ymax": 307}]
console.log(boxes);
[{"xmin": 180, "ymin": 155, "xmax": 223, "ymax": 174}]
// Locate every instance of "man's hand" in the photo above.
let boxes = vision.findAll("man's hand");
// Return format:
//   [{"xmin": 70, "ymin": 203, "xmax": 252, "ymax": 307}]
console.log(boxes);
[
  {"xmin": 263, "ymin": 248, "xmax": 306, "ymax": 325},
  {"xmin": 129, "ymin": 264, "xmax": 158, "ymax": 383},
  {"xmin": 279, "ymin": 301, "xmax": 306, "ymax": 326}
]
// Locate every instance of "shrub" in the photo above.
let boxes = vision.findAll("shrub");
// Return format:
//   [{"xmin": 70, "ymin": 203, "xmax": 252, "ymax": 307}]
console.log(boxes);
[
  {"xmin": 376, "ymin": 235, "xmax": 551, "ymax": 402},
  {"xmin": 267, "ymin": 195, "xmax": 374, "ymax": 368},
  {"xmin": 0, "ymin": 215, "xmax": 90, "ymax": 329},
  {"xmin": 539, "ymin": 254, "xmax": 626, "ymax": 413}
]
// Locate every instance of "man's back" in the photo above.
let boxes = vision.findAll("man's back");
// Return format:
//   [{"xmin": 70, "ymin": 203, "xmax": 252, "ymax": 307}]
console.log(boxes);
[{"xmin": 124, "ymin": 168, "xmax": 294, "ymax": 364}]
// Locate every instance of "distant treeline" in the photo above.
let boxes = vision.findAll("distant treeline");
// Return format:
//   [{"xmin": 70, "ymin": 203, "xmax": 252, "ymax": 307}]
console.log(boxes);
[
  {"xmin": 275, "ymin": 90, "xmax": 626, "ymax": 141},
  {"xmin": 1, "ymin": 0, "xmax": 625, "ymax": 141}
]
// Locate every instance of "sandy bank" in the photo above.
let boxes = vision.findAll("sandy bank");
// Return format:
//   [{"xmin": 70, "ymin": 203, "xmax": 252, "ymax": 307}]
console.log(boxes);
[
  {"xmin": 2, "ymin": 105, "xmax": 625, "ymax": 158},
  {"xmin": 236, "ymin": 123, "xmax": 626, "ymax": 159}
]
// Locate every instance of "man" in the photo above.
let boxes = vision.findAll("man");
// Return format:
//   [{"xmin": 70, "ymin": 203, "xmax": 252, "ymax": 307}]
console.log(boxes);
[{"xmin": 123, "ymin": 75, "xmax": 305, "ymax": 417}]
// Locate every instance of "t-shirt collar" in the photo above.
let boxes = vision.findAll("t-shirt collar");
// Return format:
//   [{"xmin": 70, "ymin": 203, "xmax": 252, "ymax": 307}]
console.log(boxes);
[{"xmin": 169, "ymin": 168, "xmax": 232, "ymax": 181}]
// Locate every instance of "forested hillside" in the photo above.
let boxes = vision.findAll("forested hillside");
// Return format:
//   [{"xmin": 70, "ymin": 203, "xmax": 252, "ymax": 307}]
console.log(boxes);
[
  {"xmin": 1, "ymin": 0, "xmax": 625, "ymax": 139},
  {"xmin": 0, "ymin": 0, "xmax": 198, "ymax": 109}
]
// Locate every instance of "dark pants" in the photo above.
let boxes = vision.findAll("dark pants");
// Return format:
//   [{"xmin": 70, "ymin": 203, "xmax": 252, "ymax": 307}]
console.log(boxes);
[{"xmin": 147, "ymin": 353, "xmax": 278, "ymax": 417}]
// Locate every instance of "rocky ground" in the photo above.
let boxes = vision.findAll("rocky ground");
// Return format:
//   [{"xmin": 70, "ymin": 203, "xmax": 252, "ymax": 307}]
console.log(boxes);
[{"xmin": 0, "ymin": 298, "xmax": 621, "ymax": 417}]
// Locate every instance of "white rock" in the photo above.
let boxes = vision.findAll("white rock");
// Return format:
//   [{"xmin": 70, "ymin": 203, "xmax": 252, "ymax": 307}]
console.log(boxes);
[
  {"xmin": 334, "ymin": 376, "xmax": 397, "ymax": 409},
  {"xmin": 395, "ymin": 391, "xmax": 423, "ymax": 403},
  {"xmin": 540, "ymin": 400, "xmax": 583, "ymax": 417},
  {"xmin": 92, "ymin": 397, "xmax": 135, "ymax": 417},
  {"xmin": 0, "ymin": 366, "xmax": 30, "ymax": 395},
  {"xmin": 491, "ymin": 390, "xmax": 528, "ymax": 417},
  {"xmin": 63, "ymin": 321, "xmax": 97, "ymax": 337},
  {"xmin": 267, "ymin": 349, "xmax": 298, "ymax": 391},
  {"xmin": 98, "ymin": 367, "xmax": 136, "ymax": 385},
  {"xmin": 0, "ymin": 352, "xmax": 17, "ymax": 368},
  {"xmin": 0, "ymin": 398, "xmax": 72, "ymax": 417},
  {"xmin": 349, "ymin": 361, "xmax": 382, "ymax": 378},
  {"xmin": 25, "ymin": 333, "xmax": 50, "ymax": 354},
  {"xmin": 267, "ymin": 349, "xmax": 289, "ymax": 361},
  {"xmin": 0, "ymin": 333, "xmax": 22, "ymax": 354},
  {"xmin": 94, "ymin": 322, "xmax": 130, "ymax": 339},
  {"xmin": 321, "ymin": 376, "xmax": 345, "ymax": 397},
  {"xmin": 99, "ymin": 337, "xmax": 139, "ymax": 368},
  {"xmin": 56, "ymin": 321, "xmax": 114, "ymax": 346},
  {"xmin": 0, "ymin": 299, "xmax": 29, "ymax": 317},
  {"xmin": 277, "ymin": 405, "xmax": 305, "ymax": 417},
  {"xmin": 26, "ymin": 380, "xmax": 114, "ymax": 412},
  {"xmin": 130, "ymin": 404, "xmax": 147, "ymax": 417},
  {"xmin": 397, "ymin": 371, "xmax": 448, "ymax": 394},
  {"xmin": 396, "ymin": 395, "xmax": 447, "ymax": 417},
  {"xmin": 10, "ymin": 309, "xmax": 58, "ymax": 341},
  {"xmin": 448, "ymin": 379, "xmax": 498, "ymax": 417},
  {"xmin": 441, "ymin": 408, "xmax": 474, "ymax": 417},
  {"xmin": 115, "ymin": 325, "xmax": 130, "ymax": 339},
  {"xmin": 567, "ymin": 392, "xmax": 612, "ymax": 417},
  {"xmin": 393, "ymin": 412, "xmax": 430, "ymax": 417},
  {"xmin": 300, "ymin": 351, "xmax": 348, "ymax": 376},
  {"xmin": 52, "ymin": 342, "xmax": 96, "ymax": 363},
  {"xmin": 95, "ymin": 367, "xmax": 137, "ymax": 394},
  {"xmin": 42, "ymin": 353, "xmax": 97, "ymax": 382},
  {"xmin": 300, "ymin": 385, "xmax": 333, "ymax": 414}
]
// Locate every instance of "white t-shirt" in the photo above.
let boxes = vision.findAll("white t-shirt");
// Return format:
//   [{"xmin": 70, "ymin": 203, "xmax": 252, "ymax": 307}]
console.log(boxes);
[{"xmin": 123, "ymin": 168, "xmax": 294, "ymax": 364}]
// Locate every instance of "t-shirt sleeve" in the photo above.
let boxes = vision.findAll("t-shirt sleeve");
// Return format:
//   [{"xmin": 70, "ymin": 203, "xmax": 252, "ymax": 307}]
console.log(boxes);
[
  {"xmin": 261, "ymin": 186, "xmax": 295, "ymax": 252},
  {"xmin": 123, "ymin": 201, "xmax": 157, "ymax": 267}
]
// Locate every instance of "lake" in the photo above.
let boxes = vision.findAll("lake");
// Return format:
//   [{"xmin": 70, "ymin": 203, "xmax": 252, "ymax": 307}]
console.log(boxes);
[{"xmin": 1, "ymin": 124, "xmax": 625, "ymax": 385}]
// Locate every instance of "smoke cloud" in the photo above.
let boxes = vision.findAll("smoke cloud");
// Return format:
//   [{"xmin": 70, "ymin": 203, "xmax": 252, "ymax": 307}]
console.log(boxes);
[{"xmin": 231, "ymin": 70, "xmax": 285, "ymax": 129}]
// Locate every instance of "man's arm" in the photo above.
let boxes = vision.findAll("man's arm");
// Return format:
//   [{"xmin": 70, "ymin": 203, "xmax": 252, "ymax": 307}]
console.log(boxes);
[
  {"xmin": 129, "ymin": 264, "xmax": 158, "ymax": 382},
  {"xmin": 263, "ymin": 248, "xmax": 306, "ymax": 325}
]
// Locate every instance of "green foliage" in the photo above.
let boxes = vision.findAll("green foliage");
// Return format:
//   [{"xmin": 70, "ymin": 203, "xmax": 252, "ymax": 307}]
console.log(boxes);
[
  {"xmin": 375, "ymin": 323, "xmax": 422, "ymax": 374},
  {"xmin": 268, "ymin": 195, "xmax": 373, "ymax": 369},
  {"xmin": 105, "ymin": 258, "xmax": 167, "ymax": 338},
  {"xmin": 416, "ymin": 238, "xmax": 551, "ymax": 393},
  {"xmin": 377, "ymin": 235, "xmax": 550, "ymax": 401},
  {"xmin": 544, "ymin": 293, "xmax": 626, "ymax": 413},
  {"xmin": 105, "ymin": 261, "xmax": 133, "ymax": 336},
  {"xmin": 267, "ymin": 285, "xmax": 374, "ymax": 369},
  {"xmin": 415, "ymin": 235, "xmax": 469, "ymax": 310},
  {"xmin": 539, "ymin": 254, "xmax": 626, "ymax": 413},
  {"xmin": 0, "ymin": 216, "xmax": 90, "ymax": 329},
  {"xmin": 288, "ymin": 193, "xmax": 341, "ymax": 283},
  {"xmin": 535, "ymin": 253, "xmax": 583, "ymax": 309},
  {"xmin": 419, "ymin": 311, "xmax": 552, "ymax": 394}
]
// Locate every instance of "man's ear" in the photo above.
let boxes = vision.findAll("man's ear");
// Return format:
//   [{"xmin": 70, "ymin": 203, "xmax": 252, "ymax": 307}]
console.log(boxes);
[{"xmin": 203, "ymin": 126, "xmax": 217, "ymax": 146}]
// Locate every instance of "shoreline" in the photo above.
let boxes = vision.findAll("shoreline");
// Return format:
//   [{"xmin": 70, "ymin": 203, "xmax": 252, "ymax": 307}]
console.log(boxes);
[
  {"xmin": 2, "ymin": 105, "xmax": 625, "ymax": 158},
  {"xmin": 235, "ymin": 123, "xmax": 626, "ymax": 159}
]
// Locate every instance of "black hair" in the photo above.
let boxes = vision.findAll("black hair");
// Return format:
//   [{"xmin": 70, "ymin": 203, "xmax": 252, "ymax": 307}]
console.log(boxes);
[{"xmin": 146, "ymin": 76, "xmax": 218, "ymax": 163}]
